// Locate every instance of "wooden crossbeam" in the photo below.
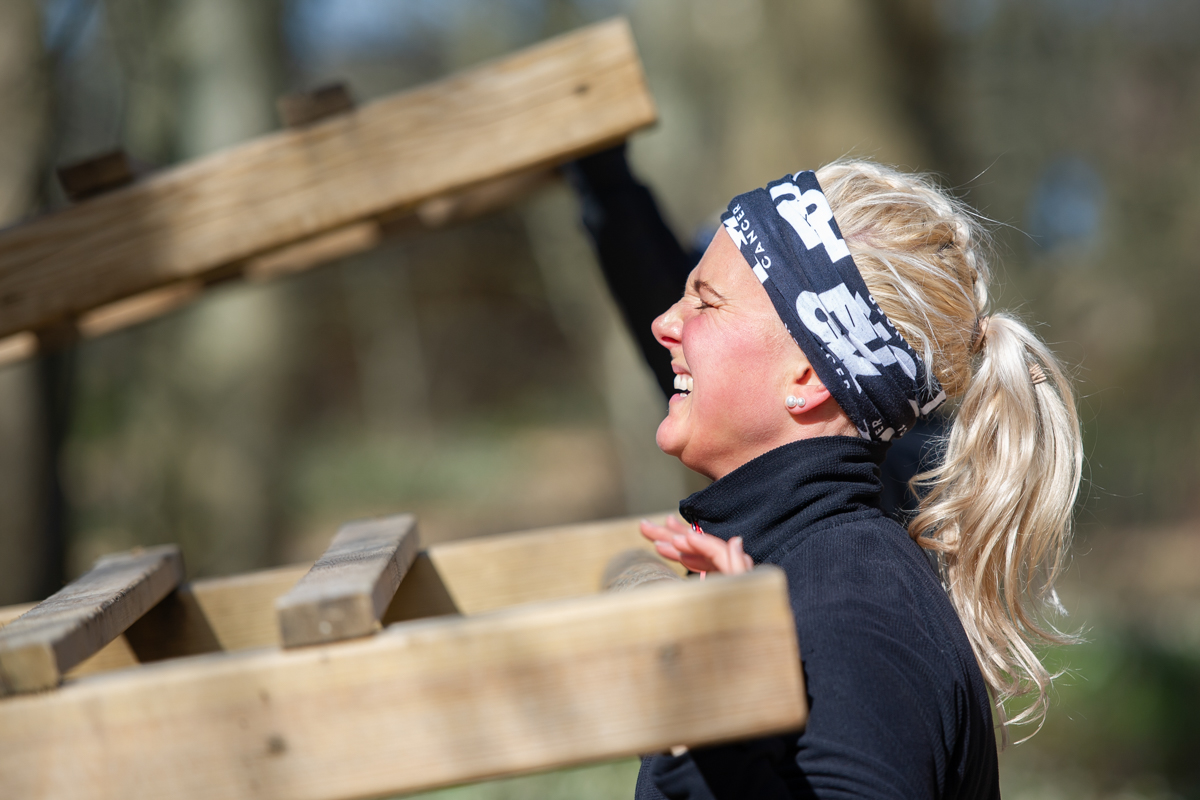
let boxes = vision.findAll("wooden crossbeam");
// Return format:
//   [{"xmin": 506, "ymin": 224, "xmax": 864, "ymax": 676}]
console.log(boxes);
[
  {"xmin": 0, "ymin": 545, "xmax": 182, "ymax": 694},
  {"xmin": 603, "ymin": 549, "xmax": 681, "ymax": 591},
  {"xmin": 0, "ymin": 569, "xmax": 806, "ymax": 800},
  {"xmin": 276, "ymin": 514, "xmax": 419, "ymax": 648},
  {"xmin": 0, "ymin": 18, "xmax": 655, "ymax": 341},
  {"xmin": 0, "ymin": 514, "xmax": 677, "ymax": 680},
  {"xmin": 426, "ymin": 514, "xmax": 685, "ymax": 613}
]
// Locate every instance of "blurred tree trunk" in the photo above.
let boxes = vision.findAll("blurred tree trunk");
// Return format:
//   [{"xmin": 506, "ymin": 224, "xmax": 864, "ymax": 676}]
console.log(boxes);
[
  {"xmin": 166, "ymin": 0, "xmax": 295, "ymax": 574},
  {"xmin": 90, "ymin": 0, "xmax": 296, "ymax": 577},
  {"xmin": 0, "ymin": 0, "xmax": 51, "ymax": 603},
  {"xmin": 863, "ymin": 0, "xmax": 967, "ymax": 182}
]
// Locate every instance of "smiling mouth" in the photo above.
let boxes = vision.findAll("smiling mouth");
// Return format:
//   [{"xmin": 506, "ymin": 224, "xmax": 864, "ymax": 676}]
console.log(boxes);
[{"xmin": 673, "ymin": 373, "xmax": 693, "ymax": 397}]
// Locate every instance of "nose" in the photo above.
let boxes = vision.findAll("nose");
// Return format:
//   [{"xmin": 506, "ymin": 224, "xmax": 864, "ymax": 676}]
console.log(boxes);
[{"xmin": 652, "ymin": 299, "xmax": 684, "ymax": 351}]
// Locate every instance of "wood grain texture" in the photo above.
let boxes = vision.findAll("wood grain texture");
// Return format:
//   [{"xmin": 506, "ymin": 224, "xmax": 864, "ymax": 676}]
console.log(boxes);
[
  {"xmin": 602, "ymin": 549, "xmax": 681, "ymax": 592},
  {"xmin": 0, "ymin": 514, "xmax": 678, "ymax": 677},
  {"xmin": 277, "ymin": 514, "xmax": 419, "ymax": 647},
  {"xmin": 0, "ymin": 18, "xmax": 656, "ymax": 339},
  {"xmin": 0, "ymin": 545, "xmax": 183, "ymax": 694},
  {"xmin": 429, "ymin": 513, "xmax": 684, "ymax": 613},
  {"xmin": 0, "ymin": 569, "xmax": 806, "ymax": 800}
]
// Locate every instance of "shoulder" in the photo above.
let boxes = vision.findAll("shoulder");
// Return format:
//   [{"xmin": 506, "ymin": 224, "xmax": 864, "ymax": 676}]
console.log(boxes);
[
  {"xmin": 779, "ymin": 516, "xmax": 968, "ymax": 676},
  {"xmin": 772, "ymin": 517, "xmax": 998, "ymax": 798},
  {"xmin": 782, "ymin": 515, "xmax": 943, "ymax": 615}
]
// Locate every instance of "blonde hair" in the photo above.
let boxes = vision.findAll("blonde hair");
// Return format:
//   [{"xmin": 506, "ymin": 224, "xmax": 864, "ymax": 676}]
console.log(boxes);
[{"xmin": 816, "ymin": 160, "xmax": 1083, "ymax": 741}]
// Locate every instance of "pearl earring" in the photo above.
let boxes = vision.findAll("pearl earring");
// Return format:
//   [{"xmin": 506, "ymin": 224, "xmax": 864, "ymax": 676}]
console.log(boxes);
[{"xmin": 786, "ymin": 395, "xmax": 805, "ymax": 409}]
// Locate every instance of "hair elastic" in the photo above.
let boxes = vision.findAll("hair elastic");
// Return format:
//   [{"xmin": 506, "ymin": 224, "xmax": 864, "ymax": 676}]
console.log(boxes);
[{"xmin": 971, "ymin": 316, "xmax": 990, "ymax": 355}]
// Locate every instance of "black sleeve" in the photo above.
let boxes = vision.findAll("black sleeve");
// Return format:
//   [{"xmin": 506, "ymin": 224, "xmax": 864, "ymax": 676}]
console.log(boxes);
[{"xmin": 563, "ymin": 143, "xmax": 695, "ymax": 399}]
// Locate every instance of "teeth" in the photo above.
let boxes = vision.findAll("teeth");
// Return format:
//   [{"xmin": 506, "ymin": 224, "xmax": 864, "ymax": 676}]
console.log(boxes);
[{"xmin": 673, "ymin": 374, "xmax": 694, "ymax": 393}]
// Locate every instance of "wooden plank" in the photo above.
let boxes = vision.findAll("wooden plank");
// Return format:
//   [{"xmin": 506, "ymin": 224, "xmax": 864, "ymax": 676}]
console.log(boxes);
[
  {"xmin": 0, "ymin": 515, "xmax": 677, "ymax": 677},
  {"xmin": 0, "ymin": 331, "xmax": 36, "ymax": 367},
  {"xmin": 276, "ymin": 83, "xmax": 355, "ymax": 128},
  {"xmin": 276, "ymin": 514, "xmax": 419, "ymax": 647},
  {"xmin": 602, "ymin": 549, "xmax": 681, "ymax": 592},
  {"xmin": 56, "ymin": 150, "xmax": 136, "ymax": 202},
  {"xmin": 415, "ymin": 167, "xmax": 557, "ymax": 228},
  {"xmin": 0, "ymin": 545, "xmax": 183, "ymax": 694},
  {"xmin": 124, "ymin": 563, "xmax": 311, "ymax": 661},
  {"xmin": 428, "ymin": 513, "xmax": 684, "ymax": 613},
  {"xmin": 76, "ymin": 279, "xmax": 203, "ymax": 337},
  {"xmin": 0, "ymin": 18, "xmax": 656, "ymax": 339},
  {"xmin": 0, "ymin": 569, "xmax": 806, "ymax": 800},
  {"xmin": 242, "ymin": 222, "xmax": 382, "ymax": 282}
]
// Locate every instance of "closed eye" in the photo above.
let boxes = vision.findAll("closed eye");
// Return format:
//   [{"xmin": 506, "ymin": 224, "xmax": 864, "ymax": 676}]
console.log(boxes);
[{"xmin": 691, "ymin": 279, "xmax": 725, "ymax": 310}]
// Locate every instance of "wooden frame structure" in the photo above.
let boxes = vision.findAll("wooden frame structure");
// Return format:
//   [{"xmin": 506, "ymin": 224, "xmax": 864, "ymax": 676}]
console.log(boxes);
[
  {"xmin": 0, "ymin": 18, "xmax": 809, "ymax": 800},
  {"xmin": 0, "ymin": 18, "xmax": 656, "ymax": 361},
  {"xmin": 0, "ymin": 516, "xmax": 807, "ymax": 800}
]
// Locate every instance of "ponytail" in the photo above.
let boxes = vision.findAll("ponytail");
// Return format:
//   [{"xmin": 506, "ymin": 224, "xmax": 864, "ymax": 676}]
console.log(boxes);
[
  {"xmin": 817, "ymin": 160, "xmax": 1084, "ymax": 740},
  {"xmin": 910, "ymin": 313, "xmax": 1082, "ymax": 739}
]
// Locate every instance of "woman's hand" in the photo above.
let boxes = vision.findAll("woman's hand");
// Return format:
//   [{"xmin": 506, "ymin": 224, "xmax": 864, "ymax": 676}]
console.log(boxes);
[{"xmin": 639, "ymin": 516, "xmax": 753, "ymax": 575}]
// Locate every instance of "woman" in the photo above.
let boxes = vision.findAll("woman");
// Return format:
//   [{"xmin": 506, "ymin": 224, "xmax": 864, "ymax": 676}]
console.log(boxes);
[{"xmin": 634, "ymin": 161, "xmax": 1082, "ymax": 799}]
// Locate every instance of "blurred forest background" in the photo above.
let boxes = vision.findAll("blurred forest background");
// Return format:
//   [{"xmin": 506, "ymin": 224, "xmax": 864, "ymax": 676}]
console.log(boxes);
[{"xmin": 1, "ymin": 0, "xmax": 1199, "ymax": 797}]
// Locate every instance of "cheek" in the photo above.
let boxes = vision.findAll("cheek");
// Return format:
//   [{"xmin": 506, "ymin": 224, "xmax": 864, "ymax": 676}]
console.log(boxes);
[{"xmin": 687, "ymin": 321, "xmax": 780, "ymax": 418}]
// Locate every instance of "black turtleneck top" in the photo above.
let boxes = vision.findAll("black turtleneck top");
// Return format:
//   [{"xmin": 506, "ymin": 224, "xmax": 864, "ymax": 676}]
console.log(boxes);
[{"xmin": 635, "ymin": 437, "xmax": 1000, "ymax": 800}]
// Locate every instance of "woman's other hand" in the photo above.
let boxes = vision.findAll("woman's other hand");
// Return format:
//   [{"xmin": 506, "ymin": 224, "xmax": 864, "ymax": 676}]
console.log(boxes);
[{"xmin": 639, "ymin": 516, "xmax": 753, "ymax": 575}]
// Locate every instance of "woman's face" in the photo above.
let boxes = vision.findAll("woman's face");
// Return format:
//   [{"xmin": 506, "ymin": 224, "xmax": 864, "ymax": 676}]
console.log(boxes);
[{"xmin": 652, "ymin": 228, "xmax": 806, "ymax": 479}]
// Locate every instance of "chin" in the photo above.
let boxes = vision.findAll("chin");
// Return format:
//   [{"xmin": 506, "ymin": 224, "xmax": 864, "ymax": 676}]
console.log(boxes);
[{"xmin": 655, "ymin": 420, "xmax": 685, "ymax": 459}]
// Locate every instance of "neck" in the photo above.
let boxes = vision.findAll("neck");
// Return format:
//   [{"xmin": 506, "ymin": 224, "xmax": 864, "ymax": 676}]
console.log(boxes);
[{"xmin": 679, "ymin": 436, "xmax": 891, "ymax": 563}]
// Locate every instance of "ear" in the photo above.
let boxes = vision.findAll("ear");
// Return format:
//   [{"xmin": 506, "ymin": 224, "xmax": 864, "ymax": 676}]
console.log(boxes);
[{"xmin": 785, "ymin": 364, "xmax": 836, "ymax": 416}]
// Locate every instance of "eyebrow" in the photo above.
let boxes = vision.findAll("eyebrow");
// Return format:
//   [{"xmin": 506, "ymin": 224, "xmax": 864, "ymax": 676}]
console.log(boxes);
[{"xmin": 691, "ymin": 279, "xmax": 727, "ymax": 301}]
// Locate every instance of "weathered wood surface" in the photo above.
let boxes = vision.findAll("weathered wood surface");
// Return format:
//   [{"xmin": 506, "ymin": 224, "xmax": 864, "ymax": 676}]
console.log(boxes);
[
  {"xmin": 603, "ymin": 549, "xmax": 682, "ymax": 592},
  {"xmin": 0, "ymin": 514, "xmax": 676, "ymax": 678},
  {"xmin": 0, "ymin": 18, "xmax": 656, "ymax": 341},
  {"xmin": 0, "ymin": 569, "xmax": 806, "ymax": 800},
  {"xmin": 277, "ymin": 514, "xmax": 419, "ymax": 647},
  {"xmin": 0, "ymin": 545, "xmax": 182, "ymax": 694},
  {"xmin": 427, "ymin": 514, "xmax": 684, "ymax": 613}
]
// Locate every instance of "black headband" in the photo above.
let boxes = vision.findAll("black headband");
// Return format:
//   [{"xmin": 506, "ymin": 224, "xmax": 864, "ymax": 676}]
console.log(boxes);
[{"xmin": 721, "ymin": 170, "xmax": 946, "ymax": 442}]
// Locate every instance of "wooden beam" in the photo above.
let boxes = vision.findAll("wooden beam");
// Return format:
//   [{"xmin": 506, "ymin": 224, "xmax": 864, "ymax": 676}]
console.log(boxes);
[
  {"xmin": 76, "ymin": 279, "xmax": 204, "ymax": 337},
  {"xmin": 276, "ymin": 514, "xmax": 419, "ymax": 648},
  {"xmin": 0, "ymin": 18, "xmax": 656, "ymax": 340},
  {"xmin": 56, "ymin": 150, "xmax": 136, "ymax": 202},
  {"xmin": 242, "ymin": 222, "xmax": 382, "ymax": 282},
  {"xmin": 0, "ymin": 570, "xmax": 806, "ymax": 800},
  {"xmin": 0, "ymin": 514, "xmax": 676, "ymax": 678},
  {"xmin": 0, "ymin": 545, "xmax": 182, "ymax": 694},
  {"xmin": 602, "ymin": 549, "xmax": 681, "ymax": 592},
  {"xmin": 0, "ymin": 331, "xmax": 36, "ymax": 367},
  {"xmin": 427, "ymin": 513, "xmax": 684, "ymax": 613},
  {"xmin": 276, "ymin": 83, "xmax": 356, "ymax": 128}
]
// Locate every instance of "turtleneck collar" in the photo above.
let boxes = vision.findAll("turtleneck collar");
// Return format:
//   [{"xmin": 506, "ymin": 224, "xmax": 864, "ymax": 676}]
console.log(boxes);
[{"xmin": 678, "ymin": 436, "xmax": 891, "ymax": 564}]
